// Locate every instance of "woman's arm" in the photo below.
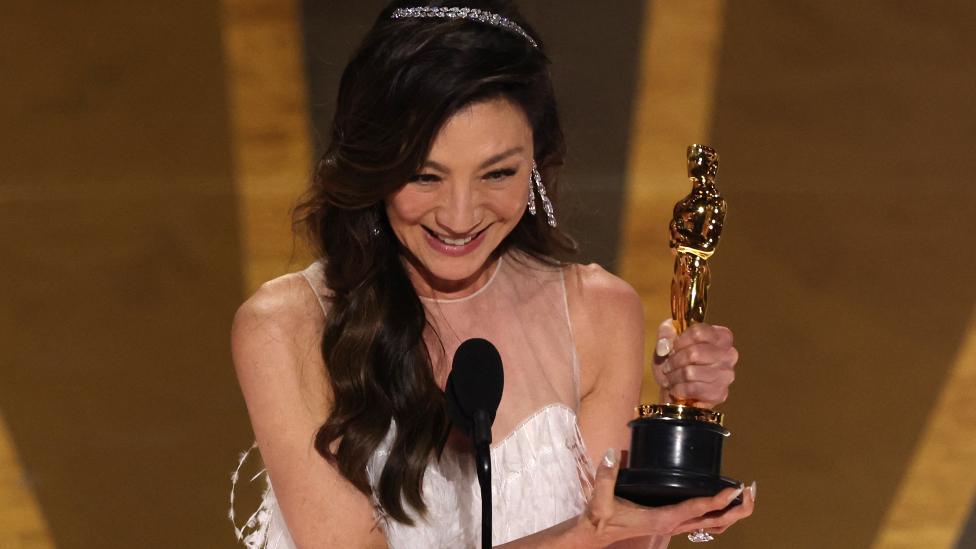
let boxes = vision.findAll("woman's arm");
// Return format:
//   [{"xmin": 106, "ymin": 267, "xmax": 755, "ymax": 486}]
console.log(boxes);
[
  {"xmin": 567, "ymin": 263, "xmax": 666, "ymax": 549},
  {"xmin": 498, "ymin": 263, "xmax": 751, "ymax": 549},
  {"xmin": 231, "ymin": 274, "xmax": 387, "ymax": 549},
  {"xmin": 494, "ymin": 457, "xmax": 748, "ymax": 548},
  {"xmin": 566, "ymin": 263, "xmax": 646, "ymax": 474},
  {"xmin": 499, "ymin": 262, "xmax": 672, "ymax": 549}
]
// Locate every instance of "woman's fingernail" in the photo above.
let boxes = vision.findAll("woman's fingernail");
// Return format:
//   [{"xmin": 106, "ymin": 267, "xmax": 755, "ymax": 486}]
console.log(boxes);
[
  {"xmin": 728, "ymin": 484, "xmax": 744, "ymax": 503},
  {"xmin": 748, "ymin": 481, "xmax": 757, "ymax": 503},
  {"xmin": 603, "ymin": 448, "xmax": 617, "ymax": 468},
  {"xmin": 655, "ymin": 337, "xmax": 672, "ymax": 357}
]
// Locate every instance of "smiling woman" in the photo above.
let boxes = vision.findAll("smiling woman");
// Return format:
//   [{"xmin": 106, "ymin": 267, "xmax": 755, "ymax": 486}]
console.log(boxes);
[
  {"xmin": 387, "ymin": 98, "xmax": 535, "ymax": 298},
  {"xmin": 229, "ymin": 1, "xmax": 751, "ymax": 548}
]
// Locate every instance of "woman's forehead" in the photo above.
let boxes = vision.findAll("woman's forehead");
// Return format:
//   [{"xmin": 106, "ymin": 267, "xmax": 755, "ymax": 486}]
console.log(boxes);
[{"xmin": 425, "ymin": 98, "xmax": 533, "ymax": 168}]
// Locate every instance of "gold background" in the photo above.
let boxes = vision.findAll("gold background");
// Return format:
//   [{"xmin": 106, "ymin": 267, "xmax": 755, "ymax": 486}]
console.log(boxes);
[{"xmin": 2, "ymin": 1, "xmax": 974, "ymax": 547}]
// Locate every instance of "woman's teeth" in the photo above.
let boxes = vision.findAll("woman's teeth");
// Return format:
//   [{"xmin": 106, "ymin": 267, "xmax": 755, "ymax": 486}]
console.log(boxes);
[{"xmin": 437, "ymin": 233, "xmax": 476, "ymax": 246}]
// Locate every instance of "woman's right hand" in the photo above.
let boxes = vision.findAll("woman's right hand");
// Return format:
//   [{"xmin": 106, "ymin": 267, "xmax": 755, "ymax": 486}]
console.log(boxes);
[{"xmin": 577, "ymin": 448, "xmax": 756, "ymax": 546}]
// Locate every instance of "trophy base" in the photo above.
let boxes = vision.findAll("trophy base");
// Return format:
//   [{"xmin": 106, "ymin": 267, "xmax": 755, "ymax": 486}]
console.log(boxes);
[{"xmin": 614, "ymin": 467, "xmax": 743, "ymax": 508}]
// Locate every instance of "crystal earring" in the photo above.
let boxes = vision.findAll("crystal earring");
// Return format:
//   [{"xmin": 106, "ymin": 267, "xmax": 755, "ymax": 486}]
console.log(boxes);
[
  {"xmin": 527, "ymin": 172, "xmax": 537, "ymax": 216},
  {"xmin": 529, "ymin": 161, "xmax": 557, "ymax": 228}
]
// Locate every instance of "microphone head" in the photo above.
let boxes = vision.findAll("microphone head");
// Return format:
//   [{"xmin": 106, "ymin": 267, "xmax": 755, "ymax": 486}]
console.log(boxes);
[{"xmin": 444, "ymin": 338, "xmax": 504, "ymax": 439}]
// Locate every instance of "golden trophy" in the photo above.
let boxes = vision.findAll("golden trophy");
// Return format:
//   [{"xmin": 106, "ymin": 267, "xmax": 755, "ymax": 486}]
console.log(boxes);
[{"xmin": 615, "ymin": 144, "xmax": 743, "ymax": 507}]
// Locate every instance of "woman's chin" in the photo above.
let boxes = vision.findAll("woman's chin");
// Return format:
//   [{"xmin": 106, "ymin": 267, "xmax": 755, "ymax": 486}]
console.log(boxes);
[
  {"xmin": 425, "ymin": 265, "xmax": 482, "ymax": 289},
  {"xmin": 414, "ymin": 256, "xmax": 495, "ymax": 295}
]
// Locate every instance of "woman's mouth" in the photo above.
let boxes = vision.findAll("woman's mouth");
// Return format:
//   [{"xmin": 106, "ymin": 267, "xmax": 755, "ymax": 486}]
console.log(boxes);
[{"xmin": 423, "ymin": 226, "xmax": 488, "ymax": 256}]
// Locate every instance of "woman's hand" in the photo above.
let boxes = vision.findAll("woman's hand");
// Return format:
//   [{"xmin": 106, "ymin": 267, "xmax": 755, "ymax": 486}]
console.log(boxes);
[
  {"xmin": 579, "ymin": 449, "xmax": 756, "ymax": 546},
  {"xmin": 651, "ymin": 319, "xmax": 738, "ymax": 408}
]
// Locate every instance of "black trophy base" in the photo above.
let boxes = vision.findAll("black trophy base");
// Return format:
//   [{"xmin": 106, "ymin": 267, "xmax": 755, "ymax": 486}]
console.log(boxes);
[
  {"xmin": 615, "ymin": 467, "xmax": 743, "ymax": 508},
  {"xmin": 614, "ymin": 410, "xmax": 742, "ymax": 508}
]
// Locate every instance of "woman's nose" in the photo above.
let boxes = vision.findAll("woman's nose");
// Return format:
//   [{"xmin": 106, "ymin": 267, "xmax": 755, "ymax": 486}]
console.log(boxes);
[{"xmin": 435, "ymin": 180, "xmax": 481, "ymax": 234}]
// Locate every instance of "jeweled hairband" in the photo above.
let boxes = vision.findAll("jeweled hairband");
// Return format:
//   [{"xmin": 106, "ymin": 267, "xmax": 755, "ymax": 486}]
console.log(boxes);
[{"xmin": 390, "ymin": 6, "xmax": 539, "ymax": 49}]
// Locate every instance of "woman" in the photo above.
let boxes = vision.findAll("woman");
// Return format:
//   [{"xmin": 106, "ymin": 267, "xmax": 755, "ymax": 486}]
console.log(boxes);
[{"xmin": 230, "ymin": 1, "xmax": 754, "ymax": 547}]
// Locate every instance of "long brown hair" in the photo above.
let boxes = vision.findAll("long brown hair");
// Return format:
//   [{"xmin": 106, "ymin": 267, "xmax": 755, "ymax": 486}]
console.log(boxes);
[{"xmin": 292, "ymin": 0, "xmax": 575, "ymax": 524}]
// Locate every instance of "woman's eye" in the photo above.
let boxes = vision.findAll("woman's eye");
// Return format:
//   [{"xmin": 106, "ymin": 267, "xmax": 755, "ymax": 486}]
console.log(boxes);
[
  {"xmin": 484, "ymin": 168, "xmax": 517, "ymax": 181},
  {"xmin": 407, "ymin": 173, "xmax": 440, "ymax": 184}
]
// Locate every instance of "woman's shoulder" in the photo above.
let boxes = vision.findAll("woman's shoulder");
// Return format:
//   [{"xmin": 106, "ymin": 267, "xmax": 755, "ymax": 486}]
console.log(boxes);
[
  {"xmin": 231, "ymin": 262, "xmax": 332, "ymax": 418},
  {"xmin": 238, "ymin": 263, "xmax": 328, "ymax": 327},
  {"xmin": 505, "ymin": 249, "xmax": 640, "ymax": 314},
  {"xmin": 562, "ymin": 260, "xmax": 641, "ymax": 314},
  {"xmin": 231, "ymin": 260, "xmax": 329, "ymax": 379}
]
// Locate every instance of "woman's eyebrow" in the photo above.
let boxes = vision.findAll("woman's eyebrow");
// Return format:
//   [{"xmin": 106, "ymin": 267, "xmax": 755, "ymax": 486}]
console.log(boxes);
[{"xmin": 422, "ymin": 146, "xmax": 525, "ymax": 172}]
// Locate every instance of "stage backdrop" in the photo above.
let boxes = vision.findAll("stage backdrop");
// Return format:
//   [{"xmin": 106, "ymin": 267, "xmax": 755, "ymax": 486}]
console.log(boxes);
[{"xmin": 1, "ymin": 1, "xmax": 974, "ymax": 547}]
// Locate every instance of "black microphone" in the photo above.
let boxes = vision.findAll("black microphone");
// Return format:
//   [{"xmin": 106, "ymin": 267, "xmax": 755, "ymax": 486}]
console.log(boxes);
[{"xmin": 444, "ymin": 338, "xmax": 504, "ymax": 549}]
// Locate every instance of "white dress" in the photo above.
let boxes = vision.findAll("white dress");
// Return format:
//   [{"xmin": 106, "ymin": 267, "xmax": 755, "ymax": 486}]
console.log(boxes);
[{"xmin": 230, "ymin": 251, "xmax": 594, "ymax": 548}]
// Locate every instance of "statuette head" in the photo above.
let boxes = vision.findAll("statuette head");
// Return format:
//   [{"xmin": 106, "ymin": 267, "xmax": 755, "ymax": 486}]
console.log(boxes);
[{"xmin": 688, "ymin": 144, "xmax": 719, "ymax": 183}]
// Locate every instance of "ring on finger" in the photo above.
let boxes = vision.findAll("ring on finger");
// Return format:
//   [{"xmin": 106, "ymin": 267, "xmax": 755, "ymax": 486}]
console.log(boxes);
[{"xmin": 688, "ymin": 529, "xmax": 714, "ymax": 543}]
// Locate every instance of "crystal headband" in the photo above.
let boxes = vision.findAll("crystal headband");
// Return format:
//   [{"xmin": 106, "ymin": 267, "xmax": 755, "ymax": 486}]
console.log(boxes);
[{"xmin": 390, "ymin": 6, "xmax": 539, "ymax": 48}]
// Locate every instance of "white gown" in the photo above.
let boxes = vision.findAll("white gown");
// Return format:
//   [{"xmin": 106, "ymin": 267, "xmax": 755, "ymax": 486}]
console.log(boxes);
[{"xmin": 230, "ymin": 251, "xmax": 594, "ymax": 548}]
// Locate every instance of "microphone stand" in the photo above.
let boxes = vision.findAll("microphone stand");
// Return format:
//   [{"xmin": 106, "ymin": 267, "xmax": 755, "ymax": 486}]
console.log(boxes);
[{"xmin": 473, "ymin": 409, "xmax": 492, "ymax": 549}]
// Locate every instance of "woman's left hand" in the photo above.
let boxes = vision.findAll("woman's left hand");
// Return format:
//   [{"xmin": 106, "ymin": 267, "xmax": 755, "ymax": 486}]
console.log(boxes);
[{"xmin": 651, "ymin": 319, "xmax": 738, "ymax": 408}]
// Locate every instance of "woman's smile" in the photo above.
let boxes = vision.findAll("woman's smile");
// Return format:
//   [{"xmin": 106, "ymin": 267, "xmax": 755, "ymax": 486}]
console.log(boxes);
[
  {"xmin": 384, "ymin": 97, "xmax": 534, "ymax": 298},
  {"xmin": 422, "ymin": 225, "xmax": 489, "ymax": 256}
]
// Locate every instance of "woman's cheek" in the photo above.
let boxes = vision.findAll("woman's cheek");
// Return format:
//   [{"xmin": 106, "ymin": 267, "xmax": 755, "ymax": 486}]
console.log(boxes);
[{"xmin": 387, "ymin": 189, "xmax": 436, "ymax": 224}]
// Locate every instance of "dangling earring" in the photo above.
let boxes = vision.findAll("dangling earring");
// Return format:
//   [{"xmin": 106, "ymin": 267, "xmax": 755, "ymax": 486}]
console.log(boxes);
[
  {"xmin": 529, "ymin": 160, "xmax": 557, "ymax": 228},
  {"xmin": 527, "ymin": 173, "xmax": 537, "ymax": 216}
]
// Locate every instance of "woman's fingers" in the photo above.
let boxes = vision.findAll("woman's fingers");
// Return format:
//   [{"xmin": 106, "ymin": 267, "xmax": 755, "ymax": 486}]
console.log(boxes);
[
  {"xmin": 672, "ymin": 481, "xmax": 757, "ymax": 535},
  {"xmin": 660, "ymin": 484, "xmax": 744, "ymax": 527},
  {"xmin": 672, "ymin": 323, "xmax": 733, "ymax": 351},
  {"xmin": 676, "ymin": 499, "xmax": 752, "ymax": 533},
  {"xmin": 667, "ymin": 380, "xmax": 730, "ymax": 407},
  {"xmin": 666, "ymin": 344, "xmax": 738, "ymax": 375},
  {"xmin": 663, "ymin": 331, "xmax": 737, "ymax": 404},
  {"xmin": 665, "ymin": 360, "xmax": 736, "ymax": 385},
  {"xmin": 586, "ymin": 448, "xmax": 621, "ymax": 532}
]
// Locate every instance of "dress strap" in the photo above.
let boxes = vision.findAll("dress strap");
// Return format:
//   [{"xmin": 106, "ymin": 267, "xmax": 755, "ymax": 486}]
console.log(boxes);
[
  {"xmin": 298, "ymin": 259, "xmax": 329, "ymax": 318},
  {"xmin": 558, "ymin": 266, "xmax": 582, "ymax": 408}
]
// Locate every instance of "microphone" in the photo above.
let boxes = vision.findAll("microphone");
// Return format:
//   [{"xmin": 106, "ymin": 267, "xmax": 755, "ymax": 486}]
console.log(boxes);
[{"xmin": 444, "ymin": 338, "xmax": 504, "ymax": 549}]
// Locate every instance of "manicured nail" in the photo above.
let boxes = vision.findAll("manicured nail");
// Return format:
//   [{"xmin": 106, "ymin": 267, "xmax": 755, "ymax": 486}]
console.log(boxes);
[
  {"xmin": 603, "ymin": 448, "xmax": 617, "ymax": 468},
  {"xmin": 748, "ymin": 481, "xmax": 757, "ymax": 503},
  {"xmin": 728, "ymin": 484, "xmax": 744, "ymax": 503},
  {"xmin": 655, "ymin": 337, "xmax": 672, "ymax": 357}
]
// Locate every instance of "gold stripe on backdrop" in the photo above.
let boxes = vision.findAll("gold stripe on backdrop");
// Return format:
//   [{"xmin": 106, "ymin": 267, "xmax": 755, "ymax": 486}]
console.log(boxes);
[
  {"xmin": 0, "ymin": 413, "xmax": 54, "ymax": 549},
  {"xmin": 872, "ymin": 307, "xmax": 976, "ymax": 549},
  {"xmin": 220, "ymin": 0, "xmax": 314, "ymax": 293},
  {"xmin": 617, "ymin": 0, "xmax": 727, "ymax": 403}
]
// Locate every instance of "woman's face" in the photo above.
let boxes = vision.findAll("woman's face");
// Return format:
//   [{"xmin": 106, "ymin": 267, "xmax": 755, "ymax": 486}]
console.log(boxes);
[{"xmin": 386, "ymin": 97, "xmax": 534, "ymax": 297}]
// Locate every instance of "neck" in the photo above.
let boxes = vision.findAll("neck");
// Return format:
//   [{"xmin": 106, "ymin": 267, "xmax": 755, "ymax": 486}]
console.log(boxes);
[{"xmin": 402, "ymin": 252, "xmax": 501, "ymax": 301}]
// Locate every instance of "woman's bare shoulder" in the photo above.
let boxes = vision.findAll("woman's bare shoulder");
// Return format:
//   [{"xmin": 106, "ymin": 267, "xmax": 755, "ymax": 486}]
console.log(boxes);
[
  {"xmin": 236, "ymin": 267, "xmax": 328, "ymax": 342},
  {"xmin": 563, "ymin": 261, "xmax": 642, "ymax": 319},
  {"xmin": 231, "ymin": 270, "xmax": 331, "ymax": 417},
  {"xmin": 237, "ymin": 269, "xmax": 327, "ymax": 329}
]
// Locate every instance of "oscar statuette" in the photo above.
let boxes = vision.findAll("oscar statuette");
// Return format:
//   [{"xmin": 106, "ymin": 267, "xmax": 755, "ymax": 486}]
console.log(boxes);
[{"xmin": 614, "ymin": 144, "xmax": 743, "ymax": 507}]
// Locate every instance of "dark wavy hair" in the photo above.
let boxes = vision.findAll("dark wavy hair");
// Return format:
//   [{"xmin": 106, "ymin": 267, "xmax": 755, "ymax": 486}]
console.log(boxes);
[{"xmin": 292, "ymin": 0, "xmax": 576, "ymax": 524}]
